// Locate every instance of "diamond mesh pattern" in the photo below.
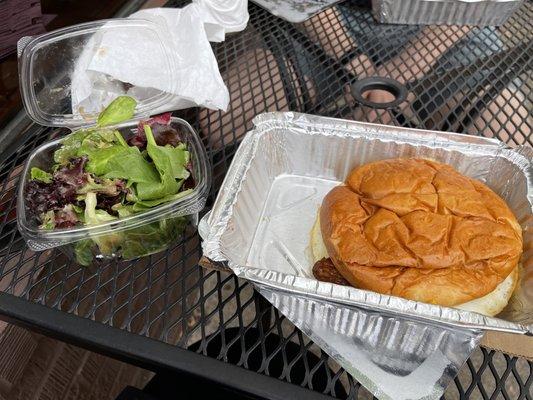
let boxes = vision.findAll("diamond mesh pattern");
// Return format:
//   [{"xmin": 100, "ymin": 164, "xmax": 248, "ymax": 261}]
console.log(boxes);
[{"xmin": 0, "ymin": 1, "xmax": 532, "ymax": 399}]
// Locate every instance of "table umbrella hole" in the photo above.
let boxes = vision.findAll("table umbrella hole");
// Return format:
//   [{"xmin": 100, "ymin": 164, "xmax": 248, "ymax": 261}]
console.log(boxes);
[{"xmin": 351, "ymin": 77, "xmax": 408, "ymax": 109}]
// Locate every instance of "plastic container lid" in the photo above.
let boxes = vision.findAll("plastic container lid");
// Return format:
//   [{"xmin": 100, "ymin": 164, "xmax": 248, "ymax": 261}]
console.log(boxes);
[{"xmin": 18, "ymin": 19, "xmax": 178, "ymax": 128}]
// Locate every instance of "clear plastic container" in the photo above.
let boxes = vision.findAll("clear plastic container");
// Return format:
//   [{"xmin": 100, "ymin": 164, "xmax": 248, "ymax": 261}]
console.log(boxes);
[{"xmin": 16, "ymin": 20, "xmax": 211, "ymax": 264}]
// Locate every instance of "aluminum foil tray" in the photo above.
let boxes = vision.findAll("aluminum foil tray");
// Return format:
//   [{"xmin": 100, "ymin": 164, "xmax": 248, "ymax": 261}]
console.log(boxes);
[
  {"xmin": 371, "ymin": 0, "xmax": 524, "ymax": 25},
  {"xmin": 201, "ymin": 112, "xmax": 532, "ymax": 334}
]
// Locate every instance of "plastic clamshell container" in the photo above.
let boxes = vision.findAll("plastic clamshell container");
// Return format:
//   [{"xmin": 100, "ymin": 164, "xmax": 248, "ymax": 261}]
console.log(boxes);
[{"xmin": 16, "ymin": 20, "xmax": 211, "ymax": 263}]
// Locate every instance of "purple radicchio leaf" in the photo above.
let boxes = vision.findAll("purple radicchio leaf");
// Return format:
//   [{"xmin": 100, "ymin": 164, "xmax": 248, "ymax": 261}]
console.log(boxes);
[
  {"xmin": 25, "ymin": 156, "xmax": 89, "ymax": 218},
  {"xmin": 54, "ymin": 205, "xmax": 79, "ymax": 229},
  {"xmin": 127, "ymin": 113, "xmax": 185, "ymax": 149},
  {"xmin": 54, "ymin": 155, "xmax": 88, "ymax": 185},
  {"xmin": 96, "ymin": 183, "xmax": 128, "ymax": 215}
]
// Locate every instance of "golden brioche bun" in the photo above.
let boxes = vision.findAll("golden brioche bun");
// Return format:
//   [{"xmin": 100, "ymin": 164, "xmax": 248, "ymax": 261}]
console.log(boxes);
[
  {"xmin": 310, "ymin": 211, "xmax": 519, "ymax": 317},
  {"xmin": 314, "ymin": 159, "xmax": 522, "ymax": 312}
]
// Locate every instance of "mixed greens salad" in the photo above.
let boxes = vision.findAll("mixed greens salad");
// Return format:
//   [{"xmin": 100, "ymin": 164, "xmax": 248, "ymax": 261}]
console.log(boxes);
[{"xmin": 25, "ymin": 96, "xmax": 194, "ymax": 265}]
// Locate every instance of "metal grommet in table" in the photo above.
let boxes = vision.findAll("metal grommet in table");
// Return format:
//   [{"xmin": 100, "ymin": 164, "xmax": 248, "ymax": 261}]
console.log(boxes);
[{"xmin": 351, "ymin": 76, "xmax": 408, "ymax": 109}]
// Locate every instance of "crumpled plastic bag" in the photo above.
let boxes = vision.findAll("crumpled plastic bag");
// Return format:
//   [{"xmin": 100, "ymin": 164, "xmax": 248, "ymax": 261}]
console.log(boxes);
[{"xmin": 71, "ymin": 0, "xmax": 248, "ymax": 115}]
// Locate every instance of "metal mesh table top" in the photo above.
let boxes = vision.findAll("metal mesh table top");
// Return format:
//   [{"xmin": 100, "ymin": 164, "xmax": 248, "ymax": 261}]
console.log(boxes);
[{"xmin": 0, "ymin": 1, "xmax": 532, "ymax": 399}]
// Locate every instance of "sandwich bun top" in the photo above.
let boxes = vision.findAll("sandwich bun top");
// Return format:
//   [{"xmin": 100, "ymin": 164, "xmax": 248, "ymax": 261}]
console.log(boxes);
[
  {"xmin": 310, "ymin": 211, "xmax": 519, "ymax": 317},
  {"xmin": 319, "ymin": 158, "xmax": 522, "ymax": 307}
]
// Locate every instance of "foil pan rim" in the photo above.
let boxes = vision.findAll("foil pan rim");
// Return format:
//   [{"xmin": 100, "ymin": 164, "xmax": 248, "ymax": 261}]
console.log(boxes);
[
  {"xmin": 233, "ymin": 265, "xmax": 529, "ymax": 334},
  {"xmin": 253, "ymin": 112, "xmax": 505, "ymax": 147}
]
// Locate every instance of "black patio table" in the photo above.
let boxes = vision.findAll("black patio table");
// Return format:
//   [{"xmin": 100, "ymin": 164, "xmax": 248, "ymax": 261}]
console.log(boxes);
[{"xmin": 0, "ymin": 1, "xmax": 531, "ymax": 399}]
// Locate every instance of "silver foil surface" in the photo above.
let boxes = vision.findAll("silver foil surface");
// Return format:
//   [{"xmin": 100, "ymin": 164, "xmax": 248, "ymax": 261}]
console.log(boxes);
[
  {"xmin": 200, "ymin": 112, "xmax": 532, "ymax": 399},
  {"xmin": 371, "ymin": 0, "xmax": 524, "ymax": 26},
  {"xmin": 260, "ymin": 287, "xmax": 483, "ymax": 400}
]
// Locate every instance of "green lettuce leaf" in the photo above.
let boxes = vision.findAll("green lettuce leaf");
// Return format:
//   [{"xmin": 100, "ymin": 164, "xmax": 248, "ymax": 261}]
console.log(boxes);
[
  {"xmin": 39, "ymin": 210, "xmax": 56, "ymax": 230},
  {"xmin": 30, "ymin": 167, "xmax": 52, "ymax": 183},
  {"xmin": 79, "ymin": 143, "xmax": 159, "ymax": 184},
  {"xmin": 53, "ymin": 128, "xmax": 116, "ymax": 165},
  {"xmin": 79, "ymin": 145, "xmax": 131, "ymax": 175},
  {"xmin": 97, "ymin": 96, "xmax": 137, "ymax": 127},
  {"xmin": 77, "ymin": 175, "xmax": 124, "ymax": 196},
  {"xmin": 79, "ymin": 129, "xmax": 117, "ymax": 149},
  {"xmin": 156, "ymin": 143, "xmax": 190, "ymax": 180},
  {"xmin": 135, "ymin": 125, "xmax": 181, "ymax": 200},
  {"xmin": 74, "ymin": 204, "xmax": 190, "ymax": 263},
  {"xmin": 84, "ymin": 192, "xmax": 117, "ymax": 225},
  {"xmin": 53, "ymin": 129, "xmax": 92, "ymax": 165},
  {"xmin": 72, "ymin": 204, "xmax": 85, "ymax": 223},
  {"xmin": 132, "ymin": 188, "xmax": 192, "ymax": 211},
  {"xmin": 74, "ymin": 240, "xmax": 94, "ymax": 266},
  {"xmin": 104, "ymin": 150, "xmax": 160, "ymax": 183},
  {"xmin": 113, "ymin": 131, "xmax": 129, "ymax": 147},
  {"xmin": 112, "ymin": 204, "xmax": 136, "ymax": 218},
  {"xmin": 84, "ymin": 192, "xmax": 122, "ymax": 255},
  {"xmin": 120, "ymin": 216, "xmax": 188, "ymax": 260},
  {"xmin": 126, "ymin": 190, "xmax": 139, "ymax": 203}
]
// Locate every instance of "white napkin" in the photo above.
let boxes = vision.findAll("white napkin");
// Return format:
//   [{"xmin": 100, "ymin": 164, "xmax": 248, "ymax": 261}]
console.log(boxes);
[{"xmin": 71, "ymin": 0, "xmax": 248, "ymax": 115}]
